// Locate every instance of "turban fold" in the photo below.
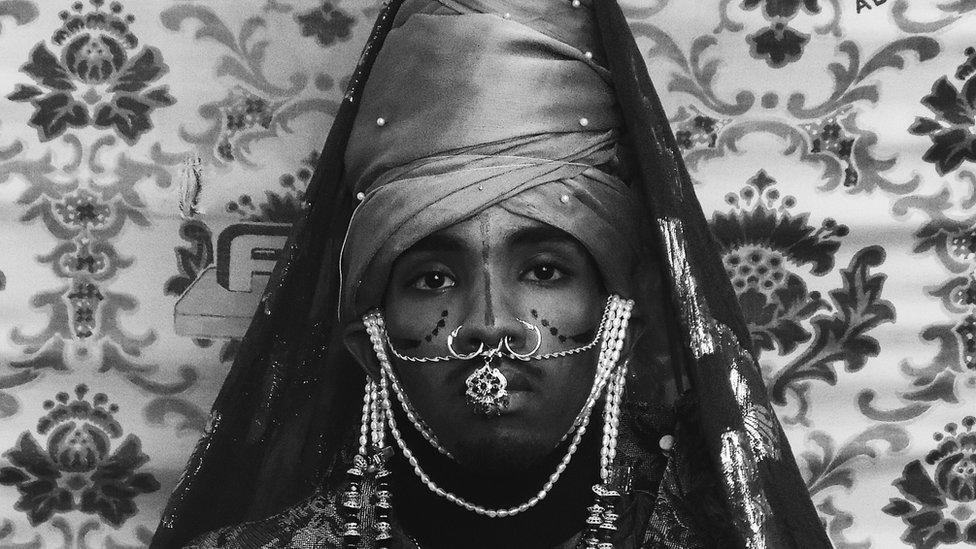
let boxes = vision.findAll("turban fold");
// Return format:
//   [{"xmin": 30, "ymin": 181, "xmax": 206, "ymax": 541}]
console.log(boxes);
[{"xmin": 339, "ymin": 0, "xmax": 644, "ymax": 320}]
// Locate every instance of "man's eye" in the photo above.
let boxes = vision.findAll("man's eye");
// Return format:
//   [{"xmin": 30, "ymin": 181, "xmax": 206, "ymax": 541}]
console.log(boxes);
[
  {"xmin": 411, "ymin": 271, "xmax": 456, "ymax": 290},
  {"xmin": 523, "ymin": 264, "xmax": 565, "ymax": 282}
]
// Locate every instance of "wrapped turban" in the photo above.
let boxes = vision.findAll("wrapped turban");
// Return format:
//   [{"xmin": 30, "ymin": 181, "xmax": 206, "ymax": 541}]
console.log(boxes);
[{"xmin": 338, "ymin": 0, "xmax": 647, "ymax": 321}]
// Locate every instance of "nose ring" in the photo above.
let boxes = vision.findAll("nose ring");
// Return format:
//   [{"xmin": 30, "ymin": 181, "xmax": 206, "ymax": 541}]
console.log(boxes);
[
  {"xmin": 503, "ymin": 319, "xmax": 542, "ymax": 359},
  {"xmin": 447, "ymin": 325, "xmax": 484, "ymax": 360}
]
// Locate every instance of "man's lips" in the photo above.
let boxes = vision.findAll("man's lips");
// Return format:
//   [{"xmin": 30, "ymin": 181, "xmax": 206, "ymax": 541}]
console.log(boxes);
[{"xmin": 497, "ymin": 365, "xmax": 532, "ymax": 392}]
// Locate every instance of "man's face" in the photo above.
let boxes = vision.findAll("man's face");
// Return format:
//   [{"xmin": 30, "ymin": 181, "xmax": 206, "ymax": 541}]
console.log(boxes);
[{"xmin": 382, "ymin": 206, "xmax": 607, "ymax": 476}]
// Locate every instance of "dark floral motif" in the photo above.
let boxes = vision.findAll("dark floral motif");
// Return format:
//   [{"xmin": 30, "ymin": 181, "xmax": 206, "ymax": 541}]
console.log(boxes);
[
  {"xmin": 746, "ymin": 20, "xmax": 810, "ymax": 68},
  {"xmin": 957, "ymin": 314, "xmax": 976, "ymax": 370},
  {"xmin": 953, "ymin": 229, "xmax": 976, "ymax": 263},
  {"xmin": 673, "ymin": 107, "xmax": 729, "ymax": 151},
  {"xmin": 0, "ymin": 384, "xmax": 159, "ymax": 527},
  {"xmin": 800, "ymin": 113, "xmax": 859, "ymax": 187},
  {"xmin": 767, "ymin": 245, "xmax": 893, "ymax": 421},
  {"xmin": 6, "ymin": 0, "xmax": 175, "ymax": 143},
  {"xmin": 216, "ymin": 89, "xmax": 277, "ymax": 162},
  {"xmin": 295, "ymin": 2, "xmax": 355, "ymax": 47},
  {"xmin": 884, "ymin": 418, "xmax": 976, "ymax": 548},
  {"xmin": 66, "ymin": 281, "xmax": 103, "ymax": 338},
  {"xmin": 741, "ymin": 0, "xmax": 822, "ymax": 19},
  {"xmin": 226, "ymin": 151, "xmax": 315, "ymax": 222},
  {"xmin": 881, "ymin": 190, "xmax": 976, "ymax": 414},
  {"xmin": 909, "ymin": 50, "xmax": 976, "ymax": 175},
  {"xmin": 710, "ymin": 170, "xmax": 843, "ymax": 355},
  {"xmin": 54, "ymin": 188, "xmax": 110, "ymax": 228},
  {"xmin": 958, "ymin": 47, "xmax": 976, "ymax": 81},
  {"xmin": 739, "ymin": 0, "xmax": 820, "ymax": 68}
]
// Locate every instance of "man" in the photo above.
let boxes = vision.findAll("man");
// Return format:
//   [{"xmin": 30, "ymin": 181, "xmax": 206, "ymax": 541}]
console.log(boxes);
[{"xmin": 152, "ymin": 1, "xmax": 832, "ymax": 547}]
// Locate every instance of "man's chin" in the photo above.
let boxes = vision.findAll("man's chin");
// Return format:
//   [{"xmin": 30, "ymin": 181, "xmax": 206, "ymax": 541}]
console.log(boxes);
[{"xmin": 452, "ymin": 432, "xmax": 555, "ymax": 478}]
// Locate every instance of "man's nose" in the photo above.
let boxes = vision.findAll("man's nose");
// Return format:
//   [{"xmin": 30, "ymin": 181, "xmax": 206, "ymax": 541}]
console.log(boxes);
[{"xmin": 456, "ymin": 284, "xmax": 528, "ymax": 355}]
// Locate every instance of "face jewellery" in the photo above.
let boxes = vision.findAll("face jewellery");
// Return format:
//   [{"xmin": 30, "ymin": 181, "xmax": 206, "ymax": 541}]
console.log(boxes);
[
  {"xmin": 386, "ymin": 298, "xmax": 616, "ymax": 416},
  {"xmin": 351, "ymin": 295, "xmax": 635, "ymax": 549},
  {"xmin": 447, "ymin": 318, "xmax": 541, "ymax": 415}
]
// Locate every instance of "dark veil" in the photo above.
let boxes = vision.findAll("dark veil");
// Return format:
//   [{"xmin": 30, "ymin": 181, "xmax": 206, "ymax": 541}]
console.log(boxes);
[{"xmin": 151, "ymin": 1, "xmax": 831, "ymax": 547}]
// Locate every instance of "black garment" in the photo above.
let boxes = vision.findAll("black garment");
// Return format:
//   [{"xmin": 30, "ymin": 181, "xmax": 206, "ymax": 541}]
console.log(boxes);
[{"xmin": 151, "ymin": 1, "xmax": 833, "ymax": 547}]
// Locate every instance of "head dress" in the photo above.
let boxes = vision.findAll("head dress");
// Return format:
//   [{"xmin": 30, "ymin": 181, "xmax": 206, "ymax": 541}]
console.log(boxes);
[{"xmin": 152, "ymin": 1, "xmax": 831, "ymax": 547}]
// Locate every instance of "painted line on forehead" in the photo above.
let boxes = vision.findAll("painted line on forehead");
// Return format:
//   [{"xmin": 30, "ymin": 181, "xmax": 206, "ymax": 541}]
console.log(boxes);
[{"xmin": 480, "ymin": 215, "xmax": 494, "ymax": 327}]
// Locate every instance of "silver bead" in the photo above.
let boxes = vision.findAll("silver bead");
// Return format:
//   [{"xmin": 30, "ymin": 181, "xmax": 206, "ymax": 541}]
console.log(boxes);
[
  {"xmin": 579, "ymin": 117, "xmax": 589, "ymax": 127},
  {"xmin": 503, "ymin": 12, "xmax": 511, "ymax": 18},
  {"xmin": 572, "ymin": 0, "xmax": 581, "ymax": 6},
  {"xmin": 584, "ymin": 51, "xmax": 593, "ymax": 60},
  {"xmin": 356, "ymin": 192, "xmax": 365, "ymax": 200},
  {"xmin": 560, "ymin": 194, "xmax": 570, "ymax": 204},
  {"xmin": 376, "ymin": 117, "xmax": 386, "ymax": 127}
]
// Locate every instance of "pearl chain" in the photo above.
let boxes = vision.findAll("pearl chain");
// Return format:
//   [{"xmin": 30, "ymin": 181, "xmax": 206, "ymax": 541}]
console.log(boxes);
[
  {"xmin": 358, "ymin": 378, "xmax": 373, "ymax": 456},
  {"xmin": 365, "ymin": 313, "xmax": 452, "ymax": 457},
  {"xmin": 361, "ymin": 295, "xmax": 634, "ymax": 519}
]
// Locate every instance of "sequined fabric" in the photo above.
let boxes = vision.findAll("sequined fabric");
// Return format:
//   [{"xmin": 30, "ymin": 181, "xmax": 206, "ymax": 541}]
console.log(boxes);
[
  {"xmin": 714, "ymin": 324, "xmax": 781, "ymax": 463},
  {"xmin": 656, "ymin": 217, "xmax": 716, "ymax": 358},
  {"xmin": 720, "ymin": 430, "xmax": 772, "ymax": 549}
]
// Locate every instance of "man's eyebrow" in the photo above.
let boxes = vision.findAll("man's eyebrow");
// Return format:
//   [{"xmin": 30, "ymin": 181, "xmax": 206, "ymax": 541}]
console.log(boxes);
[
  {"xmin": 509, "ymin": 226, "xmax": 576, "ymax": 248},
  {"xmin": 404, "ymin": 233, "xmax": 466, "ymax": 254}
]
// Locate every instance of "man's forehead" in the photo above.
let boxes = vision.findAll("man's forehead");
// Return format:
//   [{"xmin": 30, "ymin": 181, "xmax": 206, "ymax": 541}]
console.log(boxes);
[{"xmin": 405, "ymin": 216, "xmax": 579, "ymax": 255}]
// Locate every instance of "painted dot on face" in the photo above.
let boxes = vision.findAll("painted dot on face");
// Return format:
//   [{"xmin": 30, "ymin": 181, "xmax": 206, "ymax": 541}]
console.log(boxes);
[{"xmin": 424, "ymin": 311, "xmax": 449, "ymax": 342}]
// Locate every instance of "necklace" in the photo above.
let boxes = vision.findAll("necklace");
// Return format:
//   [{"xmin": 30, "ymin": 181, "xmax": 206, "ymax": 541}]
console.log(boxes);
[{"xmin": 346, "ymin": 295, "xmax": 634, "ymax": 548}]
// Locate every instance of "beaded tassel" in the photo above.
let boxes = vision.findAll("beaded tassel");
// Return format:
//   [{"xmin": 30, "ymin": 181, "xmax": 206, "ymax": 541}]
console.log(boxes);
[
  {"xmin": 373, "ymin": 371, "xmax": 395, "ymax": 549},
  {"xmin": 341, "ymin": 379, "xmax": 374, "ymax": 548},
  {"xmin": 582, "ymin": 299, "xmax": 632, "ymax": 549},
  {"xmin": 340, "ymin": 368, "xmax": 397, "ymax": 549}
]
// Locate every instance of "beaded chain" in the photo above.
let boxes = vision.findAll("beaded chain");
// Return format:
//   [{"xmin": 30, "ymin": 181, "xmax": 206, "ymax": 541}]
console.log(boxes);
[
  {"xmin": 365, "ymin": 312, "xmax": 452, "ymax": 457},
  {"xmin": 351, "ymin": 295, "xmax": 635, "ymax": 548},
  {"xmin": 369, "ymin": 296, "xmax": 620, "ymax": 455}
]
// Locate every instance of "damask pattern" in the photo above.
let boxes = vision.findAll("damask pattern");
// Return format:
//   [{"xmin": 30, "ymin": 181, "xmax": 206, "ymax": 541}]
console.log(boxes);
[{"xmin": 0, "ymin": 0, "xmax": 973, "ymax": 546}]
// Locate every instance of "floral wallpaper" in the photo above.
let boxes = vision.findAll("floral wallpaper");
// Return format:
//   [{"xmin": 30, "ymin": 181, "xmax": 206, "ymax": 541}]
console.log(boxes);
[{"xmin": 0, "ymin": 0, "xmax": 973, "ymax": 546}]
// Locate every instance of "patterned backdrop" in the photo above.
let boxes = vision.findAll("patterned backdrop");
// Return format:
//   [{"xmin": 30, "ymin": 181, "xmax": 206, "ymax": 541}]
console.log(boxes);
[{"xmin": 0, "ymin": 0, "xmax": 974, "ymax": 546}]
